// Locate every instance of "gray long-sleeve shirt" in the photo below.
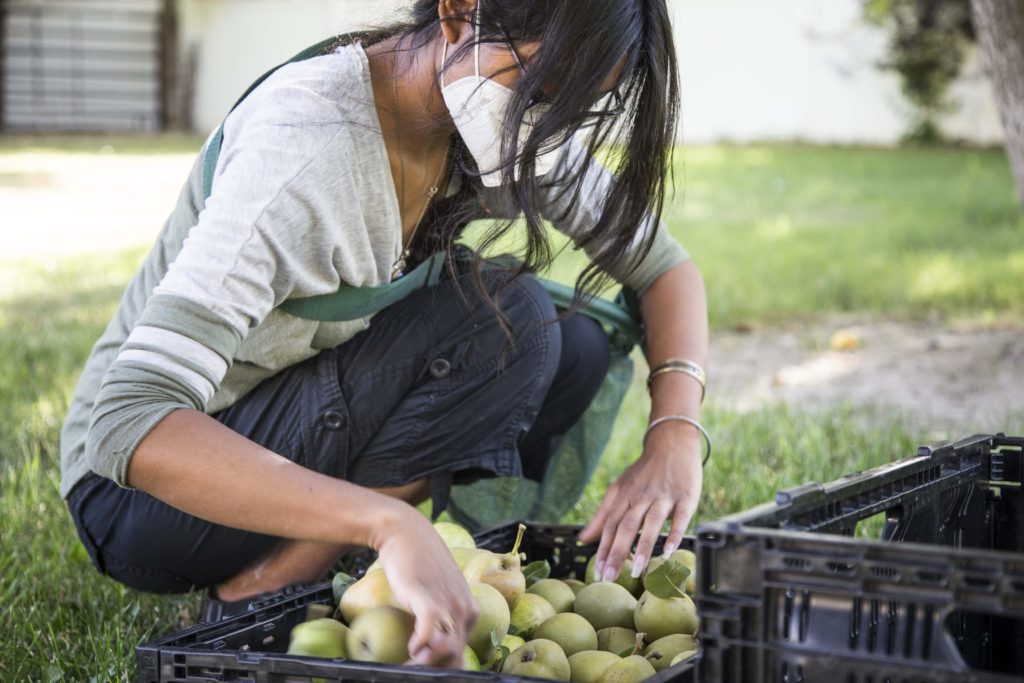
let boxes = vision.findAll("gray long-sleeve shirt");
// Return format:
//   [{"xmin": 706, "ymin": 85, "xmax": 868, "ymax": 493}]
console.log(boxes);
[{"xmin": 59, "ymin": 43, "xmax": 689, "ymax": 498}]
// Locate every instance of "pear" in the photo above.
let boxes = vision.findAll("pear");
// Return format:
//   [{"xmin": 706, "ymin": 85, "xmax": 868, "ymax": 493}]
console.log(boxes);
[
  {"xmin": 510, "ymin": 593, "xmax": 557, "ymax": 640},
  {"xmin": 670, "ymin": 650, "xmax": 697, "ymax": 667},
  {"xmin": 486, "ymin": 634, "xmax": 527, "ymax": 671},
  {"xmin": 633, "ymin": 591, "xmax": 698, "ymax": 641},
  {"xmin": 468, "ymin": 581, "xmax": 511, "ymax": 662},
  {"xmin": 287, "ymin": 618, "xmax": 348, "ymax": 658},
  {"xmin": 574, "ymin": 582, "xmax": 638, "ymax": 631},
  {"xmin": 564, "ymin": 578, "xmax": 587, "ymax": 596},
  {"xmin": 596, "ymin": 627, "xmax": 638, "ymax": 655},
  {"xmin": 452, "ymin": 546, "xmax": 488, "ymax": 570},
  {"xmin": 463, "ymin": 645, "xmax": 482, "ymax": 671},
  {"xmin": 434, "ymin": 521, "xmax": 476, "ymax": 549},
  {"xmin": 502, "ymin": 638, "xmax": 572, "ymax": 680},
  {"xmin": 464, "ymin": 524, "xmax": 528, "ymax": 607},
  {"xmin": 339, "ymin": 569, "xmax": 401, "ymax": 623},
  {"xmin": 645, "ymin": 549, "xmax": 697, "ymax": 595},
  {"xmin": 535, "ymin": 613, "xmax": 599, "ymax": 657},
  {"xmin": 643, "ymin": 633, "xmax": 698, "ymax": 672},
  {"xmin": 585, "ymin": 555, "xmax": 641, "ymax": 596},
  {"xmin": 568, "ymin": 650, "xmax": 621, "ymax": 683},
  {"xmin": 345, "ymin": 606, "xmax": 414, "ymax": 664},
  {"xmin": 528, "ymin": 579, "xmax": 577, "ymax": 613},
  {"xmin": 597, "ymin": 654, "xmax": 657, "ymax": 682}
]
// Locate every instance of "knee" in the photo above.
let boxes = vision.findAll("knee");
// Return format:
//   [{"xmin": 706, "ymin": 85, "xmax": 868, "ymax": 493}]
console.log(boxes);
[{"xmin": 556, "ymin": 313, "xmax": 611, "ymax": 395}]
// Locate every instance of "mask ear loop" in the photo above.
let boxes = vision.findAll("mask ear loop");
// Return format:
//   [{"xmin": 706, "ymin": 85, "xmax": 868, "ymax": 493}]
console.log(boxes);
[{"xmin": 439, "ymin": 2, "xmax": 482, "ymax": 89}]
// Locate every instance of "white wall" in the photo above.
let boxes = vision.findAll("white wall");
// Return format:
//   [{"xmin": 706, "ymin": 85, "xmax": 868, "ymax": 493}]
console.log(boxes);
[{"xmin": 181, "ymin": 0, "xmax": 1006, "ymax": 145}]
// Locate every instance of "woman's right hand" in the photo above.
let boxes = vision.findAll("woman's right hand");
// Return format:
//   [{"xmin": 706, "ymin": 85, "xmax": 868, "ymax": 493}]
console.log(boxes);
[{"xmin": 372, "ymin": 505, "xmax": 479, "ymax": 668}]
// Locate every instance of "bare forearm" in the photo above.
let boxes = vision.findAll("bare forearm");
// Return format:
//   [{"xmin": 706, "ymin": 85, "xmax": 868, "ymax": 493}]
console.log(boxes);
[
  {"xmin": 126, "ymin": 409, "xmax": 406, "ymax": 550},
  {"xmin": 640, "ymin": 259, "xmax": 709, "ymax": 422}
]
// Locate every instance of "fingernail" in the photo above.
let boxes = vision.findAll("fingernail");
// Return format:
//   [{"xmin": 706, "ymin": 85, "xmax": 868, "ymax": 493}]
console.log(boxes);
[
  {"xmin": 631, "ymin": 555, "xmax": 646, "ymax": 579},
  {"xmin": 593, "ymin": 560, "xmax": 605, "ymax": 578},
  {"xmin": 663, "ymin": 543, "xmax": 677, "ymax": 558},
  {"xmin": 602, "ymin": 567, "xmax": 618, "ymax": 583}
]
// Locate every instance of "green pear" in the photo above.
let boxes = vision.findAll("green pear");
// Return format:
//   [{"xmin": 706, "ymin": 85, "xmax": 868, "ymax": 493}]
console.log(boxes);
[
  {"xmin": 485, "ymin": 633, "xmax": 527, "ymax": 671},
  {"xmin": 568, "ymin": 650, "xmax": 621, "ymax": 683},
  {"xmin": 596, "ymin": 627, "xmax": 638, "ymax": 655},
  {"xmin": 468, "ymin": 581, "xmax": 511, "ymax": 661},
  {"xmin": 574, "ymin": 582, "xmax": 638, "ymax": 631},
  {"xmin": 463, "ymin": 525, "xmax": 529, "ymax": 607},
  {"xmin": 670, "ymin": 650, "xmax": 697, "ymax": 667},
  {"xmin": 645, "ymin": 549, "xmax": 697, "ymax": 595},
  {"xmin": 597, "ymin": 654, "xmax": 657, "ymax": 682},
  {"xmin": 502, "ymin": 639, "xmax": 571, "ymax": 680},
  {"xmin": 287, "ymin": 618, "xmax": 348, "ymax": 658},
  {"xmin": 345, "ymin": 606, "xmax": 414, "ymax": 664},
  {"xmin": 633, "ymin": 591, "xmax": 698, "ymax": 641},
  {"xmin": 643, "ymin": 634, "xmax": 697, "ymax": 672},
  {"xmin": 535, "ymin": 613, "xmax": 599, "ymax": 657},
  {"xmin": 339, "ymin": 569, "xmax": 401, "ymax": 623},
  {"xmin": 434, "ymin": 521, "xmax": 476, "ymax": 549},
  {"xmin": 585, "ymin": 555, "xmax": 641, "ymax": 596},
  {"xmin": 528, "ymin": 579, "xmax": 577, "ymax": 613},
  {"xmin": 463, "ymin": 645, "xmax": 482, "ymax": 671},
  {"xmin": 564, "ymin": 579, "xmax": 587, "ymax": 596},
  {"xmin": 510, "ymin": 593, "xmax": 557, "ymax": 640}
]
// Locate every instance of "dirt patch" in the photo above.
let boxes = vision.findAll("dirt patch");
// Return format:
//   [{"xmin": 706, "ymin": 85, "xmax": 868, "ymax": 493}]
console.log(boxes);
[{"xmin": 709, "ymin": 318, "xmax": 1024, "ymax": 436}]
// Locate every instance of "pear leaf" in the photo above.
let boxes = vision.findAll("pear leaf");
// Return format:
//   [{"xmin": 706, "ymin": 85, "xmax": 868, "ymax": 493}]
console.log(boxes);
[
  {"xmin": 617, "ymin": 645, "xmax": 636, "ymax": 658},
  {"xmin": 331, "ymin": 572, "xmax": 357, "ymax": 605},
  {"xmin": 643, "ymin": 559, "xmax": 689, "ymax": 600},
  {"xmin": 493, "ymin": 646, "xmax": 511, "ymax": 671},
  {"xmin": 490, "ymin": 629, "xmax": 503, "ymax": 649},
  {"xmin": 523, "ymin": 560, "xmax": 551, "ymax": 587}
]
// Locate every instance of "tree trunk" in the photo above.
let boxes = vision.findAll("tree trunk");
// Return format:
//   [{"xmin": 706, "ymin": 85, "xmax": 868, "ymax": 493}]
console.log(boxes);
[{"xmin": 970, "ymin": 0, "xmax": 1024, "ymax": 209}]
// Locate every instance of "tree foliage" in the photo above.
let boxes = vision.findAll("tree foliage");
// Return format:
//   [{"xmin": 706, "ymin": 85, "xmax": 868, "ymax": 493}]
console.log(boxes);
[{"xmin": 864, "ymin": 0, "xmax": 975, "ymax": 143}]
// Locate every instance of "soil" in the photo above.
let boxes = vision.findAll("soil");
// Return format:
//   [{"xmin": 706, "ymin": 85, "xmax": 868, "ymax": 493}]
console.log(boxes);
[{"xmin": 3, "ymin": 150, "xmax": 1021, "ymax": 437}]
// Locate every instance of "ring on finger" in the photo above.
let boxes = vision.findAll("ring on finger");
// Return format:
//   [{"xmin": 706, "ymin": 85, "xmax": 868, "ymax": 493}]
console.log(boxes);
[{"xmin": 437, "ymin": 615, "xmax": 456, "ymax": 635}]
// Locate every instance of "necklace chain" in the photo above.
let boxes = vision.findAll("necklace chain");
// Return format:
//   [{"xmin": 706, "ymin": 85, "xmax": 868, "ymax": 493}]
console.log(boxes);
[{"xmin": 390, "ymin": 47, "xmax": 450, "ymax": 281}]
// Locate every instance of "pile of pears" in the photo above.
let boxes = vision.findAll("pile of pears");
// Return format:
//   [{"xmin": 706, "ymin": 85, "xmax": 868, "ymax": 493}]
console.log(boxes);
[{"xmin": 286, "ymin": 522, "xmax": 699, "ymax": 682}]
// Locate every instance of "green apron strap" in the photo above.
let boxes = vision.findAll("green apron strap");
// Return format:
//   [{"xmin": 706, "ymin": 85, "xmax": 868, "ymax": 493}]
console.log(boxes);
[{"xmin": 277, "ymin": 252, "xmax": 448, "ymax": 322}]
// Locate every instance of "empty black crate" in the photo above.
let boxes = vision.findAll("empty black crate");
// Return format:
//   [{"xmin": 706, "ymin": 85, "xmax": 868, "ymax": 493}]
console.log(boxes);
[
  {"xmin": 137, "ymin": 523, "xmax": 700, "ymax": 682},
  {"xmin": 695, "ymin": 433, "xmax": 1024, "ymax": 683}
]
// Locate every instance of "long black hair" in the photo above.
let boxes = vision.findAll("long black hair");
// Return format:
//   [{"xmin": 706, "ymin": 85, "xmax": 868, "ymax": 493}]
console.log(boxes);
[{"xmin": 361, "ymin": 0, "xmax": 679, "ymax": 309}]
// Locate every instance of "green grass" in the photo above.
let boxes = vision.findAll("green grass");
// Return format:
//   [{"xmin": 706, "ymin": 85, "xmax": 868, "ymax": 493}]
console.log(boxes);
[
  {"xmin": 0, "ymin": 133, "xmax": 206, "ymax": 156},
  {"xmin": 1, "ymin": 142, "xmax": 1022, "ymax": 680}
]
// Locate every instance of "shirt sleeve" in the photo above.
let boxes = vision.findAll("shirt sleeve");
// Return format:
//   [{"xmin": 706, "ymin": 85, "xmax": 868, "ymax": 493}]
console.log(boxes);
[
  {"xmin": 539, "ymin": 135, "xmax": 690, "ymax": 295},
  {"xmin": 85, "ymin": 71, "xmax": 356, "ymax": 488}
]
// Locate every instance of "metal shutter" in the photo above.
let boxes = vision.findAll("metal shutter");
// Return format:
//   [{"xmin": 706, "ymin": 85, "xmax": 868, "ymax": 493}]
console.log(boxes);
[{"xmin": 2, "ymin": 0, "xmax": 167, "ymax": 132}]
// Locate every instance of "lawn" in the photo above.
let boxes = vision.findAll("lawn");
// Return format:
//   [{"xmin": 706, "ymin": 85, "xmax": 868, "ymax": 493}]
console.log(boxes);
[{"xmin": 1, "ymin": 140, "xmax": 1022, "ymax": 680}]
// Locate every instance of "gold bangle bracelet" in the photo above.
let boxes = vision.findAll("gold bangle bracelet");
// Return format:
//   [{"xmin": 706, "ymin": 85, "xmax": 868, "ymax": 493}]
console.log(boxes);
[
  {"xmin": 650, "ymin": 358, "xmax": 707, "ymax": 387},
  {"xmin": 643, "ymin": 415, "xmax": 712, "ymax": 466},
  {"xmin": 647, "ymin": 366, "xmax": 707, "ymax": 403}
]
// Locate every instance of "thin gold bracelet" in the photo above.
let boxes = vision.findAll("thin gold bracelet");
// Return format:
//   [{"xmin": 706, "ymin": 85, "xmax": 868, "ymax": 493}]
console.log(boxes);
[
  {"xmin": 647, "ymin": 366, "xmax": 707, "ymax": 403},
  {"xmin": 643, "ymin": 415, "xmax": 712, "ymax": 466}
]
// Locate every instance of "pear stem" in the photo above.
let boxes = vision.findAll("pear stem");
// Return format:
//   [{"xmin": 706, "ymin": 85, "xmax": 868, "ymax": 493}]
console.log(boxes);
[
  {"xmin": 632, "ymin": 632, "xmax": 645, "ymax": 657},
  {"xmin": 511, "ymin": 524, "xmax": 527, "ymax": 556}
]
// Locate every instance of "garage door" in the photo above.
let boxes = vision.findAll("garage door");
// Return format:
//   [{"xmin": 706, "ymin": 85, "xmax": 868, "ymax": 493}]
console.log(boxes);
[{"xmin": 2, "ymin": 0, "xmax": 168, "ymax": 132}]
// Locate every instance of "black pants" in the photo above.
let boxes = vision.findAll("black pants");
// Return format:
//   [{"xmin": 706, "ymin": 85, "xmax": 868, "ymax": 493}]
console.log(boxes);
[{"xmin": 66, "ymin": 271, "xmax": 610, "ymax": 594}]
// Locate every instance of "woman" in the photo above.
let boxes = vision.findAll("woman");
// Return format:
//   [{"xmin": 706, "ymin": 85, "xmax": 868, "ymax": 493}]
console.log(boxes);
[{"xmin": 60, "ymin": 0, "xmax": 708, "ymax": 668}]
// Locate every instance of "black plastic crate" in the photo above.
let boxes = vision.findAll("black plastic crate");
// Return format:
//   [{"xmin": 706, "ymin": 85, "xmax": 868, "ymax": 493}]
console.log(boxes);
[
  {"xmin": 138, "ymin": 523, "xmax": 700, "ymax": 682},
  {"xmin": 695, "ymin": 433, "xmax": 1024, "ymax": 683}
]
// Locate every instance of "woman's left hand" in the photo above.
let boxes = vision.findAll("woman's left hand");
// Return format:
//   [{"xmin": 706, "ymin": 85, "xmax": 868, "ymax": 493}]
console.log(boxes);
[{"xmin": 578, "ymin": 421, "xmax": 703, "ymax": 581}]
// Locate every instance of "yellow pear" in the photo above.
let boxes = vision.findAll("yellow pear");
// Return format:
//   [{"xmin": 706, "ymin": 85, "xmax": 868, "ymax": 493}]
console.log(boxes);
[
  {"xmin": 467, "ymin": 581, "xmax": 511, "ymax": 662},
  {"xmin": 339, "ymin": 569, "xmax": 401, "ymax": 624},
  {"xmin": 463, "ymin": 524, "xmax": 528, "ymax": 607},
  {"xmin": 434, "ymin": 521, "xmax": 476, "ymax": 549}
]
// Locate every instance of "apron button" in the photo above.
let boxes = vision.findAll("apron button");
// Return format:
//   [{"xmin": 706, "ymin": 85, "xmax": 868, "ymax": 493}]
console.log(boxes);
[
  {"xmin": 429, "ymin": 358, "xmax": 452, "ymax": 379},
  {"xmin": 322, "ymin": 410, "xmax": 347, "ymax": 430}
]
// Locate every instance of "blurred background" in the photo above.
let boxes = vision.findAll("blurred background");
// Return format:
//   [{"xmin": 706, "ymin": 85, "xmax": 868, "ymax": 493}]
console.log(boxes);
[{"xmin": 2, "ymin": 1, "xmax": 1023, "ymax": 679}]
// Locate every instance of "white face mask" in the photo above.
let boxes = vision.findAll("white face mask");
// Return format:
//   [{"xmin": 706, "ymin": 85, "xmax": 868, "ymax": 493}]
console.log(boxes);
[{"xmin": 439, "ymin": 6, "xmax": 562, "ymax": 187}]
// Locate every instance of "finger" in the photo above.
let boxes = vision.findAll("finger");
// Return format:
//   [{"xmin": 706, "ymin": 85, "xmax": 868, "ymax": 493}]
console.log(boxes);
[
  {"xmin": 593, "ymin": 497, "xmax": 630, "ymax": 579},
  {"xmin": 407, "ymin": 606, "xmax": 441, "ymax": 657},
  {"xmin": 579, "ymin": 485, "xmax": 619, "ymax": 543},
  {"xmin": 633, "ymin": 499, "xmax": 674, "ymax": 576},
  {"xmin": 602, "ymin": 501, "xmax": 650, "ymax": 582},
  {"xmin": 408, "ymin": 615, "xmax": 463, "ymax": 668},
  {"xmin": 663, "ymin": 495, "xmax": 698, "ymax": 557}
]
